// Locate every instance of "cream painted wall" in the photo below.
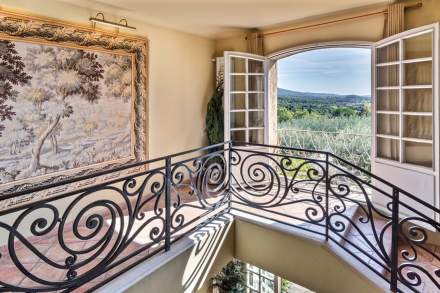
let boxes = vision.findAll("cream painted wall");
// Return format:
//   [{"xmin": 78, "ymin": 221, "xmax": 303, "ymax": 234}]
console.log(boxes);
[
  {"xmin": 406, "ymin": 0, "xmax": 440, "ymax": 29},
  {"xmin": 215, "ymin": 10, "xmax": 385, "ymax": 56},
  {"xmin": 215, "ymin": 1, "xmax": 440, "ymax": 57},
  {"xmin": 0, "ymin": 0, "xmax": 216, "ymax": 159},
  {"xmin": 262, "ymin": 14, "xmax": 384, "ymax": 55},
  {"xmin": 124, "ymin": 215, "xmax": 235, "ymax": 293},
  {"xmin": 235, "ymin": 219, "xmax": 384, "ymax": 293},
  {"xmin": 122, "ymin": 217, "xmax": 385, "ymax": 293}
]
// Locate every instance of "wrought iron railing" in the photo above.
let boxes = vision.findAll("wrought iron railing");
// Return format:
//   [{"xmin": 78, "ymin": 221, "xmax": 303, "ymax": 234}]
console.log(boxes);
[
  {"xmin": 0, "ymin": 141, "xmax": 438, "ymax": 292},
  {"xmin": 230, "ymin": 142, "xmax": 440, "ymax": 293}
]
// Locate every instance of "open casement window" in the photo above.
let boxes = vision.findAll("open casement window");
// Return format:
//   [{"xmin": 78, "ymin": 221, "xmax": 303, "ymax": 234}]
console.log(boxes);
[
  {"xmin": 224, "ymin": 52, "xmax": 269, "ymax": 145},
  {"xmin": 372, "ymin": 23, "xmax": 440, "ymax": 219}
]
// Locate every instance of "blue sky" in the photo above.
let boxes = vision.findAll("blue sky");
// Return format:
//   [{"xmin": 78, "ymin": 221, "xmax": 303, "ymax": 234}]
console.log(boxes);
[{"xmin": 277, "ymin": 48, "xmax": 371, "ymax": 96}]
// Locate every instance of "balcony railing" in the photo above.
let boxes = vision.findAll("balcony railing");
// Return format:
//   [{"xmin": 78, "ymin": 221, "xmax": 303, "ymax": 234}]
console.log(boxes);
[{"xmin": 0, "ymin": 142, "xmax": 438, "ymax": 292}]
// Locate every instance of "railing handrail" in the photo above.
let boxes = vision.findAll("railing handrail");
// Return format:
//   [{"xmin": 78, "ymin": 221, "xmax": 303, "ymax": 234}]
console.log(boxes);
[{"xmin": 0, "ymin": 141, "xmax": 231, "ymax": 201}]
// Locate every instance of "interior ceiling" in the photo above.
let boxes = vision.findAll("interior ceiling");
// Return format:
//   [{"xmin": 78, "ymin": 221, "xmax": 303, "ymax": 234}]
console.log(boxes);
[{"xmin": 59, "ymin": 0, "xmax": 390, "ymax": 38}]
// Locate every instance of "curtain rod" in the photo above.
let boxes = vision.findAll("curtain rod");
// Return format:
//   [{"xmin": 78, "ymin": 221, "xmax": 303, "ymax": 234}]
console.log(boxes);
[{"xmin": 262, "ymin": 1, "xmax": 422, "ymax": 37}]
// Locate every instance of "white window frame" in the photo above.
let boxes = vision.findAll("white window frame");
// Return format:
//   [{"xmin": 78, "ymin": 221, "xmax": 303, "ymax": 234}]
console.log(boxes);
[
  {"xmin": 372, "ymin": 23, "xmax": 439, "ymax": 175},
  {"xmin": 224, "ymin": 51, "xmax": 269, "ymax": 145}
]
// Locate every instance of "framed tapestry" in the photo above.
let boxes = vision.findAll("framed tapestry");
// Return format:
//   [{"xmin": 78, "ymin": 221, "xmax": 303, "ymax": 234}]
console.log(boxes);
[{"xmin": 0, "ymin": 10, "xmax": 148, "ymax": 209}]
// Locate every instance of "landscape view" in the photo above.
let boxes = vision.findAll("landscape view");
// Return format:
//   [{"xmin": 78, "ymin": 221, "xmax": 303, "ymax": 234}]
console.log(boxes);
[{"xmin": 277, "ymin": 48, "xmax": 371, "ymax": 170}]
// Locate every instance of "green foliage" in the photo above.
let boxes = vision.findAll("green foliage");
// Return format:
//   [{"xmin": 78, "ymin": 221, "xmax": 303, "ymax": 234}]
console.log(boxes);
[
  {"xmin": 330, "ymin": 106, "xmax": 357, "ymax": 117},
  {"xmin": 281, "ymin": 279, "xmax": 291, "ymax": 293},
  {"xmin": 206, "ymin": 77, "xmax": 224, "ymax": 145},
  {"xmin": 213, "ymin": 259, "xmax": 246, "ymax": 293},
  {"xmin": 277, "ymin": 90, "xmax": 371, "ymax": 171},
  {"xmin": 278, "ymin": 114, "xmax": 371, "ymax": 134},
  {"xmin": 277, "ymin": 106, "xmax": 294, "ymax": 123}
]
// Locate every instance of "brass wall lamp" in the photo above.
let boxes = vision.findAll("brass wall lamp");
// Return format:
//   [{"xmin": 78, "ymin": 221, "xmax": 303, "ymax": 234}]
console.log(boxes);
[{"xmin": 89, "ymin": 12, "xmax": 136, "ymax": 30}]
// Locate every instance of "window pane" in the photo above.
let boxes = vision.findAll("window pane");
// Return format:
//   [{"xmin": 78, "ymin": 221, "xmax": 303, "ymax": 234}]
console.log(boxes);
[
  {"xmin": 231, "ymin": 130, "xmax": 246, "ymax": 142},
  {"xmin": 377, "ymin": 65, "xmax": 399, "ymax": 87},
  {"xmin": 231, "ymin": 75, "xmax": 246, "ymax": 92},
  {"xmin": 231, "ymin": 57, "xmax": 246, "ymax": 73},
  {"xmin": 403, "ymin": 115, "xmax": 432, "ymax": 140},
  {"xmin": 377, "ymin": 137, "xmax": 399, "ymax": 161},
  {"xmin": 231, "ymin": 93, "xmax": 246, "ymax": 110},
  {"xmin": 249, "ymin": 75, "xmax": 264, "ymax": 91},
  {"xmin": 248, "ymin": 59, "xmax": 263, "ymax": 73},
  {"xmin": 249, "ymin": 129, "xmax": 264, "ymax": 144},
  {"xmin": 249, "ymin": 93, "xmax": 264, "ymax": 109},
  {"xmin": 231, "ymin": 111, "xmax": 246, "ymax": 128},
  {"xmin": 404, "ymin": 89, "xmax": 432, "ymax": 112},
  {"xmin": 376, "ymin": 42, "xmax": 399, "ymax": 63},
  {"xmin": 404, "ymin": 141, "xmax": 432, "ymax": 168},
  {"xmin": 377, "ymin": 90, "xmax": 399, "ymax": 111},
  {"xmin": 249, "ymin": 111, "xmax": 264, "ymax": 127},
  {"xmin": 404, "ymin": 32, "xmax": 432, "ymax": 60},
  {"xmin": 261, "ymin": 277, "xmax": 275, "ymax": 292},
  {"xmin": 247, "ymin": 272, "xmax": 260, "ymax": 290},
  {"xmin": 377, "ymin": 113, "xmax": 399, "ymax": 136},
  {"xmin": 404, "ymin": 61, "xmax": 432, "ymax": 85}
]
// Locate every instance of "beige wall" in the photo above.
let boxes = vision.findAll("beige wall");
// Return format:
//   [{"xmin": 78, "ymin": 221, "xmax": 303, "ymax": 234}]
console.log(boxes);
[
  {"xmin": 0, "ymin": 0, "xmax": 216, "ymax": 159},
  {"xmin": 406, "ymin": 0, "xmax": 440, "ymax": 30},
  {"xmin": 124, "ymin": 218, "xmax": 384, "ymax": 293},
  {"xmin": 215, "ymin": 10, "xmax": 385, "ymax": 56},
  {"xmin": 125, "ymin": 215, "xmax": 235, "ymax": 293},
  {"xmin": 216, "ymin": 1, "xmax": 440, "ymax": 57},
  {"xmin": 234, "ymin": 220, "xmax": 383, "ymax": 293}
]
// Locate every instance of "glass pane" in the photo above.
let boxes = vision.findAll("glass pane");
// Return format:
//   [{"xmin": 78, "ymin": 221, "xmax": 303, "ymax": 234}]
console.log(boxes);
[
  {"xmin": 377, "ymin": 113, "xmax": 399, "ymax": 136},
  {"xmin": 231, "ymin": 93, "xmax": 246, "ymax": 110},
  {"xmin": 231, "ymin": 130, "xmax": 246, "ymax": 142},
  {"xmin": 376, "ymin": 42, "xmax": 399, "ymax": 63},
  {"xmin": 261, "ymin": 278, "xmax": 275, "ymax": 292},
  {"xmin": 404, "ymin": 89, "xmax": 432, "ymax": 112},
  {"xmin": 230, "ymin": 111, "xmax": 246, "ymax": 128},
  {"xmin": 404, "ymin": 32, "xmax": 432, "ymax": 60},
  {"xmin": 404, "ymin": 141, "xmax": 432, "ymax": 168},
  {"xmin": 249, "ymin": 93, "xmax": 264, "ymax": 109},
  {"xmin": 247, "ymin": 272, "xmax": 260, "ymax": 290},
  {"xmin": 403, "ymin": 115, "xmax": 432, "ymax": 140},
  {"xmin": 231, "ymin": 57, "xmax": 246, "ymax": 73},
  {"xmin": 377, "ymin": 90, "xmax": 399, "ymax": 111},
  {"xmin": 249, "ymin": 111, "xmax": 264, "ymax": 127},
  {"xmin": 249, "ymin": 75, "xmax": 264, "ymax": 91},
  {"xmin": 377, "ymin": 65, "xmax": 399, "ymax": 87},
  {"xmin": 231, "ymin": 75, "xmax": 246, "ymax": 92},
  {"xmin": 249, "ymin": 129, "xmax": 264, "ymax": 144},
  {"xmin": 248, "ymin": 59, "xmax": 263, "ymax": 73},
  {"xmin": 377, "ymin": 137, "xmax": 399, "ymax": 161},
  {"xmin": 404, "ymin": 61, "xmax": 432, "ymax": 85}
]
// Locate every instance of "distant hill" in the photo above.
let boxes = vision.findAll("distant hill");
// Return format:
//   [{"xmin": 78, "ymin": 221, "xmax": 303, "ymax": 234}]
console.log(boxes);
[
  {"xmin": 278, "ymin": 88, "xmax": 370, "ymax": 102},
  {"xmin": 277, "ymin": 88, "xmax": 371, "ymax": 114}
]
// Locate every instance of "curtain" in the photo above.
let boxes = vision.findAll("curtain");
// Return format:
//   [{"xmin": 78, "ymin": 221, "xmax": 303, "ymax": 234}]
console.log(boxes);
[
  {"xmin": 379, "ymin": 2, "xmax": 405, "ymax": 160},
  {"xmin": 246, "ymin": 31, "xmax": 264, "ymax": 55}
]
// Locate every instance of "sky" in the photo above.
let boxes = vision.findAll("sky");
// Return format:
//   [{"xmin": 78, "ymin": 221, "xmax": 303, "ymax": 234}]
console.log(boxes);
[{"xmin": 277, "ymin": 48, "xmax": 371, "ymax": 96}]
